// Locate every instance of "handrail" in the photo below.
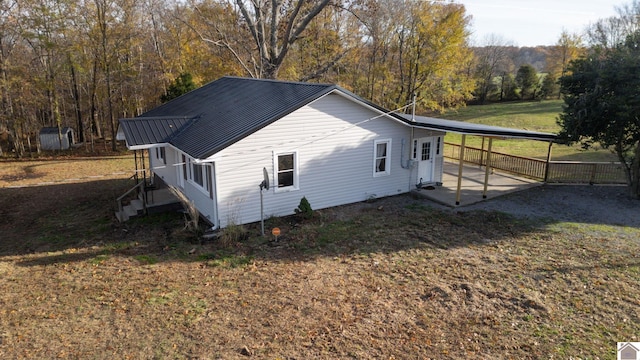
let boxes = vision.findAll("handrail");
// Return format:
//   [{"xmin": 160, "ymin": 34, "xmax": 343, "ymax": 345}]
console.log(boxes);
[{"xmin": 116, "ymin": 180, "xmax": 146, "ymax": 218}]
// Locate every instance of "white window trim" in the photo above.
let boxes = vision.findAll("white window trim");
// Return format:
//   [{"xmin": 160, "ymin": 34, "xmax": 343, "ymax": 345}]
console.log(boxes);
[
  {"xmin": 177, "ymin": 153, "xmax": 186, "ymax": 188},
  {"xmin": 188, "ymin": 161, "xmax": 210, "ymax": 195},
  {"xmin": 155, "ymin": 146, "xmax": 166, "ymax": 165},
  {"xmin": 373, "ymin": 139, "xmax": 391, "ymax": 177},
  {"xmin": 273, "ymin": 150, "xmax": 299, "ymax": 193}
]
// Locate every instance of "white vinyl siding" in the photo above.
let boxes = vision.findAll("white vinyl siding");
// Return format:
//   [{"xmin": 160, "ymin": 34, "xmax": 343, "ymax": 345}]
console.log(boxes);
[
  {"xmin": 211, "ymin": 93, "xmax": 418, "ymax": 228},
  {"xmin": 147, "ymin": 95, "xmax": 444, "ymax": 229}
]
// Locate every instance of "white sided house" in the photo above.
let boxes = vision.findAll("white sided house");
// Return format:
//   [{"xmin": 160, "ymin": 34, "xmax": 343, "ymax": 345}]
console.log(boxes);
[
  {"xmin": 118, "ymin": 77, "xmax": 445, "ymax": 228},
  {"xmin": 118, "ymin": 77, "xmax": 551, "ymax": 228}
]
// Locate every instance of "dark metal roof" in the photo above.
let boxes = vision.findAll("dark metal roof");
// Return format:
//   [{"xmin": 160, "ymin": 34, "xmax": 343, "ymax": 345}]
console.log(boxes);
[
  {"xmin": 399, "ymin": 114, "xmax": 557, "ymax": 141},
  {"xmin": 119, "ymin": 76, "xmax": 556, "ymax": 159},
  {"xmin": 119, "ymin": 116, "xmax": 195, "ymax": 147},
  {"xmin": 124, "ymin": 76, "xmax": 337, "ymax": 159},
  {"xmin": 40, "ymin": 127, "xmax": 73, "ymax": 135}
]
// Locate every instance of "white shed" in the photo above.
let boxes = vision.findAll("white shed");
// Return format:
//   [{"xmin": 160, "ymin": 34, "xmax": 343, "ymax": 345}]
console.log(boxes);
[{"xmin": 40, "ymin": 127, "xmax": 75, "ymax": 150}]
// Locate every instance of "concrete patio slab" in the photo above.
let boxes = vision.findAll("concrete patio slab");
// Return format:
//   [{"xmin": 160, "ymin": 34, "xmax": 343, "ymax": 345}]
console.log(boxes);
[{"xmin": 412, "ymin": 161, "xmax": 542, "ymax": 207}]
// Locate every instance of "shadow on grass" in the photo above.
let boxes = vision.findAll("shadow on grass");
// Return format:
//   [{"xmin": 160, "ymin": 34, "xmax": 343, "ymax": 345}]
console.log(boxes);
[
  {"xmin": 0, "ymin": 175, "xmax": 539, "ymax": 265},
  {"xmin": 3, "ymin": 178, "xmax": 638, "ymax": 268}
]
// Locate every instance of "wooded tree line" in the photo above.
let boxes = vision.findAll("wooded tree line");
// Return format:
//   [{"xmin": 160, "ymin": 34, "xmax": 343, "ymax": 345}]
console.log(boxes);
[{"xmin": 0, "ymin": 0, "xmax": 635, "ymax": 157}]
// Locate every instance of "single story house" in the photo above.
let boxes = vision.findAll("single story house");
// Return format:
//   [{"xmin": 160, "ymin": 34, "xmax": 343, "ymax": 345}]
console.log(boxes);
[
  {"xmin": 40, "ymin": 127, "xmax": 75, "ymax": 150},
  {"xmin": 118, "ymin": 76, "xmax": 555, "ymax": 229}
]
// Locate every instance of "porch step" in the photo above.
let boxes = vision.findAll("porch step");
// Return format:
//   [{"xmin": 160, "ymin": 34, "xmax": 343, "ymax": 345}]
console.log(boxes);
[
  {"xmin": 116, "ymin": 187, "xmax": 180, "ymax": 223},
  {"xmin": 130, "ymin": 199, "xmax": 144, "ymax": 212}
]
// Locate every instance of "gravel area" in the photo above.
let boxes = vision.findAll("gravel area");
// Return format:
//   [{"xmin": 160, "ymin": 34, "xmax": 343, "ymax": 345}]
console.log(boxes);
[{"xmin": 455, "ymin": 184, "xmax": 640, "ymax": 227}]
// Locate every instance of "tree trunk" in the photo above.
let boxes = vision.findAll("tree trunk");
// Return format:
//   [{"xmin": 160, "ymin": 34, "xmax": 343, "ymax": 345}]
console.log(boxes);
[
  {"xmin": 69, "ymin": 55, "xmax": 84, "ymax": 143},
  {"xmin": 631, "ymin": 142, "xmax": 640, "ymax": 199},
  {"xmin": 90, "ymin": 53, "xmax": 102, "ymax": 140}
]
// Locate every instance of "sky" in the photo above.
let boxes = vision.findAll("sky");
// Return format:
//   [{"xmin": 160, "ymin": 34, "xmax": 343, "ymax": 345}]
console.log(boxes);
[{"xmin": 457, "ymin": 0, "xmax": 621, "ymax": 47}]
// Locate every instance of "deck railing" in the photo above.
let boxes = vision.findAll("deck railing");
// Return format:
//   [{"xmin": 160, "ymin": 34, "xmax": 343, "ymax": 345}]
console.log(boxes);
[
  {"xmin": 444, "ymin": 142, "xmax": 627, "ymax": 184},
  {"xmin": 546, "ymin": 161, "xmax": 627, "ymax": 184}
]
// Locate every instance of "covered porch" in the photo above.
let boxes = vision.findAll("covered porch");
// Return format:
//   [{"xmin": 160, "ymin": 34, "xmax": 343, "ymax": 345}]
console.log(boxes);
[
  {"xmin": 412, "ymin": 161, "xmax": 541, "ymax": 207},
  {"xmin": 405, "ymin": 115, "xmax": 557, "ymax": 207}
]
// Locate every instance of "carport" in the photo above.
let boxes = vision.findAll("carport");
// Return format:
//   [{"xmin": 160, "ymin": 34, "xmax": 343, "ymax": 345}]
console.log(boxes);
[{"xmin": 405, "ymin": 115, "xmax": 557, "ymax": 206}]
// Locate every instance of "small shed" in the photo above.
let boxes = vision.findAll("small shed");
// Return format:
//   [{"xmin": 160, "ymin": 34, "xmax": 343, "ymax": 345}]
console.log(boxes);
[{"xmin": 39, "ymin": 127, "xmax": 75, "ymax": 150}]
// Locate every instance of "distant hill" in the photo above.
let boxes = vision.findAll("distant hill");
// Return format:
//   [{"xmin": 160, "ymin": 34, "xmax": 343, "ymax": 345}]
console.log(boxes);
[{"xmin": 471, "ymin": 46, "xmax": 552, "ymax": 72}]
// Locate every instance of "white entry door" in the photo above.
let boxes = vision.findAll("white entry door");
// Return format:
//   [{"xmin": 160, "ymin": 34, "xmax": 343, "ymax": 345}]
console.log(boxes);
[{"xmin": 415, "ymin": 137, "xmax": 435, "ymax": 184}]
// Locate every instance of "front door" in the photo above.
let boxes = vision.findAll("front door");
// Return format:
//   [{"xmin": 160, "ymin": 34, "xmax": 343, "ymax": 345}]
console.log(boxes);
[{"xmin": 415, "ymin": 137, "xmax": 435, "ymax": 185}]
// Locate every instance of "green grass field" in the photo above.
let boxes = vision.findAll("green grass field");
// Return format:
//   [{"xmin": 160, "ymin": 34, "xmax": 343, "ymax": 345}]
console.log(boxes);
[{"xmin": 439, "ymin": 100, "xmax": 619, "ymax": 162}]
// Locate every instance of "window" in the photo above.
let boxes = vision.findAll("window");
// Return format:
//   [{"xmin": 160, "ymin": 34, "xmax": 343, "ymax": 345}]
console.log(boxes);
[
  {"xmin": 274, "ymin": 152, "xmax": 298, "ymax": 191},
  {"xmin": 374, "ymin": 139, "xmax": 391, "ymax": 176},
  {"xmin": 155, "ymin": 147, "xmax": 166, "ymax": 165},
  {"xmin": 413, "ymin": 140, "xmax": 418, "ymax": 159},
  {"xmin": 421, "ymin": 141, "xmax": 431, "ymax": 161},
  {"xmin": 436, "ymin": 136, "xmax": 441, "ymax": 155},
  {"xmin": 193, "ymin": 163, "xmax": 204, "ymax": 186},
  {"xmin": 181, "ymin": 155, "xmax": 187, "ymax": 181},
  {"xmin": 190, "ymin": 161, "xmax": 210, "ymax": 193}
]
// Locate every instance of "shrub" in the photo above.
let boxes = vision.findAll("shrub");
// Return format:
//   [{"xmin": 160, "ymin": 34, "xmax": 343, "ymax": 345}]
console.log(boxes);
[
  {"xmin": 294, "ymin": 196, "xmax": 313, "ymax": 220},
  {"xmin": 218, "ymin": 222, "xmax": 248, "ymax": 247}
]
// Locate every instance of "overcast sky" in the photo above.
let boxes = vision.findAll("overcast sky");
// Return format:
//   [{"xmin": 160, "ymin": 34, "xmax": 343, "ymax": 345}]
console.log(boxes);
[{"xmin": 457, "ymin": 0, "xmax": 621, "ymax": 47}]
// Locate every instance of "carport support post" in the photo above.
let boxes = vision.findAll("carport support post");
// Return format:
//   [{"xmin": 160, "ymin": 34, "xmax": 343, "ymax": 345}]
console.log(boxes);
[
  {"xmin": 544, "ymin": 141, "xmax": 553, "ymax": 183},
  {"xmin": 479, "ymin": 137, "xmax": 485, "ymax": 168},
  {"xmin": 482, "ymin": 138, "xmax": 493, "ymax": 199},
  {"xmin": 455, "ymin": 134, "xmax": 466, "ymax": 205}
]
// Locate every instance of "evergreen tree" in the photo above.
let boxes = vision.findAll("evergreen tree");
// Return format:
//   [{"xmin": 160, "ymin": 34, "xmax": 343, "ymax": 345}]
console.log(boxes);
[
  {"xmin": 161, "ymin": 73, "xmax": 197, "ymax": 103},
  {"xmin": 515, "ymin": 64, "xmax": 539, "ymax": 100}
]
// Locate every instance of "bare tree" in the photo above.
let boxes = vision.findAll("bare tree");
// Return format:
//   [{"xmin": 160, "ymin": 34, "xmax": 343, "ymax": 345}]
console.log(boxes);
[
  {"xmin": 473, "ymin": 34, "xmax": 514, "ymax": 104},
  {"xmin": 189, "ymin": 0, "xmax": 333, "ymax": 79}
]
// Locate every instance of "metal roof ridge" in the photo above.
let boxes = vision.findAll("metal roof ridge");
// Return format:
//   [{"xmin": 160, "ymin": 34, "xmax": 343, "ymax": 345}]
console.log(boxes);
[{"xmin": 221, "ymin": 75, "xmax": 335, "ymax": 88}]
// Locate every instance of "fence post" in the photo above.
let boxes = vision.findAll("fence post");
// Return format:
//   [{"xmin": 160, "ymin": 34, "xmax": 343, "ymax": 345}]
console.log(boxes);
[{"xmin": 589, "ymin": 163, "xmax": 597, "ymax": 185}]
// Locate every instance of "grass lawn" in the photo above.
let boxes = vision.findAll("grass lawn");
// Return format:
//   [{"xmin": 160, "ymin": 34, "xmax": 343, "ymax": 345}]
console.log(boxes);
[
  {"xmin": 0, "ymin": 152, "xmax": 638, "ymax": 358},
  {"xmin": 439, "ymin": 101, "xmax": 619, "ymax": 162}
]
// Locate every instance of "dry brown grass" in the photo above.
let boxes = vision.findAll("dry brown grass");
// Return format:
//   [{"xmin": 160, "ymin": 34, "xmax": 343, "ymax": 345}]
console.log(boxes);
[{"xmin": 0, "ymin": 152, "xmax": 639, "ymax": 359}]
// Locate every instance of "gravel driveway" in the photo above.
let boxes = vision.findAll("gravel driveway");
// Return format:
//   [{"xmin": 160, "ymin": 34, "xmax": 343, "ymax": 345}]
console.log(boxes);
[{"xmin": 454, "ymin": 184, "xmax": 640, "ymax": 228}]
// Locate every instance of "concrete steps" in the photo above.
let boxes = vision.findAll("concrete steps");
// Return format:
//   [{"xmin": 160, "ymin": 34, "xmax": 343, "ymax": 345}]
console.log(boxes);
[{"xmin": 115, "ymin": 187, "xmax": 179, "ymax": 222}]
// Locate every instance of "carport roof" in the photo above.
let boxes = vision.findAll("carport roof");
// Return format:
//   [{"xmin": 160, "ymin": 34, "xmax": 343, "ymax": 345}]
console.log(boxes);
[{"xmin": 400, "ymin": 114, "xmax": 556, "ymax": 141}]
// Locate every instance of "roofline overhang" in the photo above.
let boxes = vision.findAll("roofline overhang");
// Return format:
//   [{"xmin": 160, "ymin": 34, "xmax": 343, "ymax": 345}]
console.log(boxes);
[
  {"xmin": 126, "ymin": 142, "xmax": 170, "ymax": 151},
  {"xmin": 404, "ymin": 115, "xmax": 557, "ymax": 142},
  {"xmin": 411, "ymin": 124, "xmax": 556, "ymax": 141}
]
